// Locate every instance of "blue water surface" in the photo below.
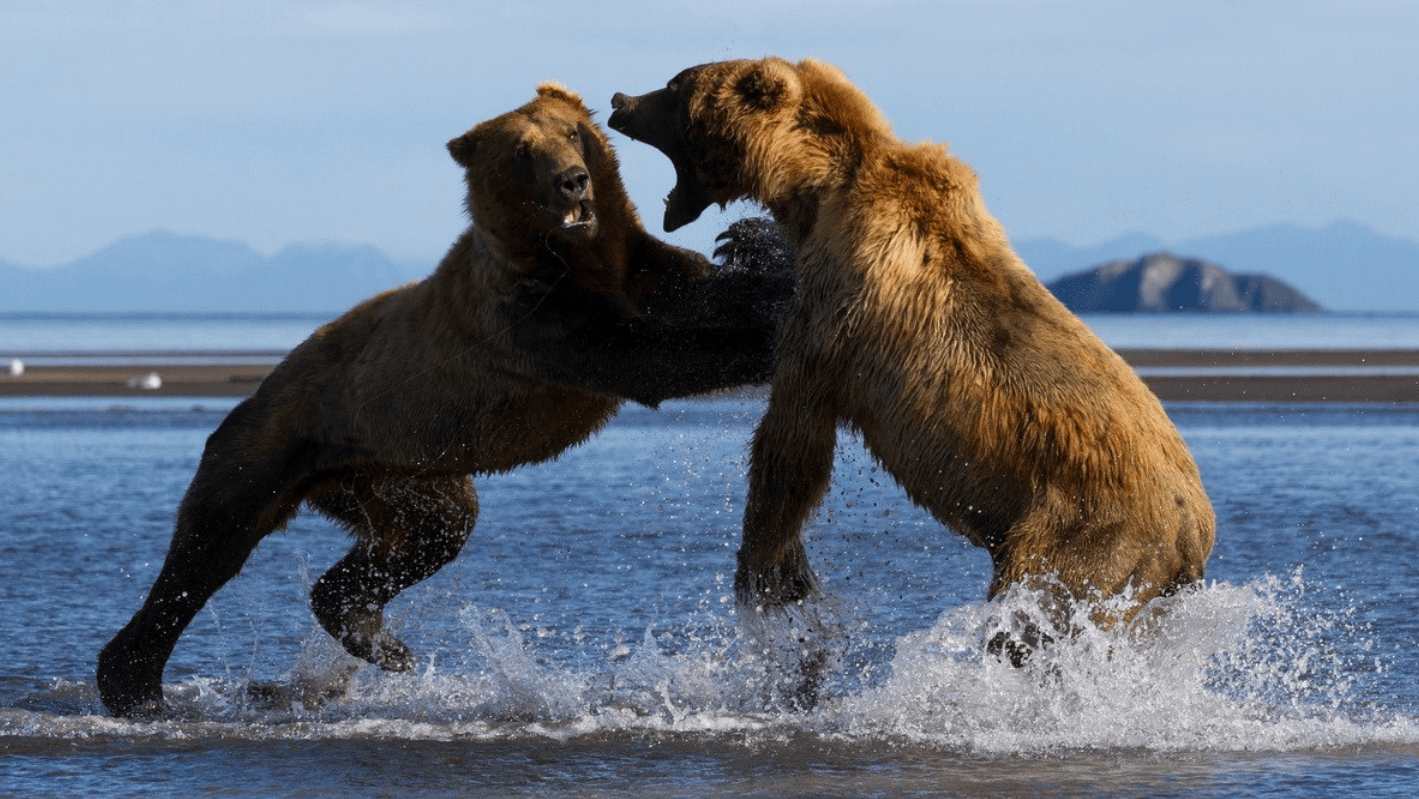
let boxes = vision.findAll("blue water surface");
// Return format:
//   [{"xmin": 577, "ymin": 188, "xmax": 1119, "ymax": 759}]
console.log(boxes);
[{"xmin": 2, "ymin": 394, "xmax": 1418, "ymax": 797}]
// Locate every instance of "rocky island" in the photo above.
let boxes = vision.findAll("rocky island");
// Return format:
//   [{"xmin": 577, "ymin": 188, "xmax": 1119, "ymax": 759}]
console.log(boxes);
[{"xmin": 1046, "ymin": 252, "xmax": 1322, "ymax": 313}]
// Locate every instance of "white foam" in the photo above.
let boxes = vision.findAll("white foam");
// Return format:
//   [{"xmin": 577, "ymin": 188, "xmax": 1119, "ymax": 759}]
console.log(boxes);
[{"xmin": 10, "ymin": 574, "xmax": 1418, "ymax": 750}]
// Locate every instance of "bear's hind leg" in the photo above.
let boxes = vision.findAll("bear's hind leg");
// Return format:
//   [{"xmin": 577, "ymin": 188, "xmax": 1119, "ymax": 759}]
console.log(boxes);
[
  {"xmin": 308, "ymin": 474, "xmax": 477, "ymax": 672},
  {"xmin": 97, "ymin": 438, "xmax": 308, "ymax": 717}
]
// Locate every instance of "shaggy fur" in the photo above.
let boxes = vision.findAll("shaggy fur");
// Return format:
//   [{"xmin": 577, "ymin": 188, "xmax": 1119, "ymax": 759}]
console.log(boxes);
[
  {"xmin": 609, "ymin": 58, "xmax": 1215, "ymax": 648},
  {"xmin": 96, "ymin": 84, "xmax": 793, "ymax": 718}
]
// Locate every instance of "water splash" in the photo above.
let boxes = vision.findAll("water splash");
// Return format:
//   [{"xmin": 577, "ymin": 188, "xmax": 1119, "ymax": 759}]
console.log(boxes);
[
  {"xmin": 829, "ymin": 570, "xmax": 1416, "ymax": 752},
  {"xmin": 8, "ymin": 573, "xmax": 1417, "ymax": 751}
]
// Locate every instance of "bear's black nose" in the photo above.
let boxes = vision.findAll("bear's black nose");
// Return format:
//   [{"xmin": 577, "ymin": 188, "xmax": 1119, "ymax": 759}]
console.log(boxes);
[
  {"xmin": 557, "ymin": 166, "xmax": 590, "ymax": 201},
  {"xmin": 610, "ymin": 93, "xmax": 628, "ymax": 110}
]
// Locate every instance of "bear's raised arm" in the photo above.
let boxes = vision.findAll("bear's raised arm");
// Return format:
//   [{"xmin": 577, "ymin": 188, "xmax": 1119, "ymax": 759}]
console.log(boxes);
[{"xmin": 507, "ymin": 218, "xmax": 796, "ymax": 407}]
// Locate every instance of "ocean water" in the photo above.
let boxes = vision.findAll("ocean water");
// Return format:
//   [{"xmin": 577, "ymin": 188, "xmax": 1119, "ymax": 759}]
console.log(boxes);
[
  {"xmin": 2, "ymin": 394, "xmax": 1418, "ymax": 797},
  {"xmin": 4, "ymin": 311, "xmax": 1419, "ymax": 356},
  {"xmin": 0, "ymin": 313, "xmax": 333, "ymax": 355},
  {"xmin": 1079, "ymin": 312, "xmax": 1419, "ymax": 351}
]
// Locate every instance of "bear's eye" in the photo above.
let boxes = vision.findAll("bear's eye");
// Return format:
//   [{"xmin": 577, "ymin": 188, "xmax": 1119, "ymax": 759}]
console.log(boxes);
[{"xmin": 514, "ymin": 141, "xmax": 531, "ymax": 160}]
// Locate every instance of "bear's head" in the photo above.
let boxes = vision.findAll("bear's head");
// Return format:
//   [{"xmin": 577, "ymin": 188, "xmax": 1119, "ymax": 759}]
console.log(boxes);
[
  {"xmin": 448, "ymin": 83, "xmax": 638, "ymax": 262},
  {"xmin": 609, "ymin": 57, "xmax": 892, "ymax": 232}
]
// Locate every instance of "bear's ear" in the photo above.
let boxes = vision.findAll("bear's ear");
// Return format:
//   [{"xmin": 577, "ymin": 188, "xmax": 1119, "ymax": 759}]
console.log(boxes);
[
  {"xmin": 733, "ymin": 58, "xmax": 801, "ymax": 111},
  {"xmin": 447, "ymin": 131, "xmax": 478, "ymax": 168},
  {"xmin": 537, "ymin": 81, "xmax": 588, "ymax": 111}
]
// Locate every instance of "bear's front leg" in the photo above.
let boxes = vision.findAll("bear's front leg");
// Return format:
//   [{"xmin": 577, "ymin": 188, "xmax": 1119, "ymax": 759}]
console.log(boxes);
[
  {"xmin": 735, "ymin": 389, "xmax": 838, "ymax": 610},
  {"xmin": 310, "ymin": 548, "xmax": 420, "ymax": 671},
  {"xmin": 308, "ymin": 474, "xmax": 477, "ymax": 671}
]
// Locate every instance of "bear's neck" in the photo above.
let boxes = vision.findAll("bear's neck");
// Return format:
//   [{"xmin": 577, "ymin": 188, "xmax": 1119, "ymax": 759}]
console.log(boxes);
[
  {"xmin": 762, "ymin": 190, "xmax": 824, "ymax": 247},
  {"xmin": 753, "ymin": 128, "xmax": 873, "ymax": 246}
]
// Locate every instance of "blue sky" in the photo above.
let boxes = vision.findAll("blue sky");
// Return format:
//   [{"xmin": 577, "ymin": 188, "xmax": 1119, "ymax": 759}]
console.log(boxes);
[{"xmin": 2, "ymin": 0, "xmax": 1415, "ymax": 268}]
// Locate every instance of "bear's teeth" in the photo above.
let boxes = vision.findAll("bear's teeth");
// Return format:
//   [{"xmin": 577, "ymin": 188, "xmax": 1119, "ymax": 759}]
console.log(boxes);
[{"xmin": 662, "ymin": 196, "xmax": 670, "ymax": 206}]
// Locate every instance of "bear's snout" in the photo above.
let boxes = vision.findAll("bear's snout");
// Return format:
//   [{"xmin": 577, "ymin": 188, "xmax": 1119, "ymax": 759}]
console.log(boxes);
[
  {"xmin": 556, "ymin": 165, "xmax": 590, "ymax": 202},
  {"xmin": 551, "ymin": 165, "xmax": 596, "ymax": 232},
  {"xmin": 607, "ymin": 92, "xmax": 645, "ymax": 138}
]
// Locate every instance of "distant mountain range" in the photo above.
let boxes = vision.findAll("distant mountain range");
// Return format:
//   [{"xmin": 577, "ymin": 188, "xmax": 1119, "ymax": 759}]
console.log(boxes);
[
  {"xmin": 0, "ymin": 232, "xmax": 427, "ymax": 313},
  {"xmin": 1, "ymin": 219, "xmax": 1416, "ymax": 312},
  {"xmin": 1046, "ymin": 253, "xmax": 1322, "ymax": 313}
]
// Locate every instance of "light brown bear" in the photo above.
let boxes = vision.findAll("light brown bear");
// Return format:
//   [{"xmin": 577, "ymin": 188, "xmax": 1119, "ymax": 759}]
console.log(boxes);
[
  {"xmin": 609, "ymin": 58, "xmax": 1215, "ymax": 657},
  {"xmin": 96, "ymin": 83, "xmax": 794, "ymax": 718}
]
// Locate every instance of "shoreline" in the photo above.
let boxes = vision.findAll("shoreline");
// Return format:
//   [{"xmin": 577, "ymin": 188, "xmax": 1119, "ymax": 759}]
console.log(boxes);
[
  {"xmin": 1120, "ymin": 348, "xmax": 1419, "ymax": 402},
  {"xmin": 3, "ymin": 349, "xmax": 1419, "ymax": 402}
]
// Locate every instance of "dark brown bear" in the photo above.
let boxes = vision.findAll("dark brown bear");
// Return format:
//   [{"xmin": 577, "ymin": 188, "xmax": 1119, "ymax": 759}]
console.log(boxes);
[
  {"xmin": 96, "ymin": 83, "xmax": 793, "ymax": 718},
  {"xmin": 609, "ymin": 59, "xmax": 1215, "ymax": 654}
]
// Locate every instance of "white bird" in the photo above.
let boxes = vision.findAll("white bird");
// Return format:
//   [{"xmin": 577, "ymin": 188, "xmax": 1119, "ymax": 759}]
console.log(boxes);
[{"xmin": 128, "ymin": 372, "xmax": 162, "ymax": 390}]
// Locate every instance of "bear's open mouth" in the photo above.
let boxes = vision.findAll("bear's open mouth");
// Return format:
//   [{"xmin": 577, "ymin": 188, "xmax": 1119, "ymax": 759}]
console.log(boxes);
[
  {"xmin": 559, "ymin": 199, "xmax": 596, "ymax": 230},
  {"xmin": 660, "ymin": 168, "xmax": 714, "ymax": 232},
  {"xmin": 609, "ymin": 91, "xmax": 713, "ymax": 232}
]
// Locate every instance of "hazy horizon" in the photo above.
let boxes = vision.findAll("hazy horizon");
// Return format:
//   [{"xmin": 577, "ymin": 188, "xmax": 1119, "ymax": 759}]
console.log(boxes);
[
  {"xmin": 1, "ymin": 216, "xmax": 1407, "ymax": 276},
  {"xmin": 3, "ymin": 1, "xmax": 1416, "ymax": 272}
]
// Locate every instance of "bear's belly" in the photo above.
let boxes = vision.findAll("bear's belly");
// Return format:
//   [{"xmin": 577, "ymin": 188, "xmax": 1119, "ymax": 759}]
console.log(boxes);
[
  {"xmin": 462, "ymin": 388, "xmax": 621, "ymax": 473},
  {"xmin": 316, "ymin": 382, "xmax": 620, "ymax": 477}
]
